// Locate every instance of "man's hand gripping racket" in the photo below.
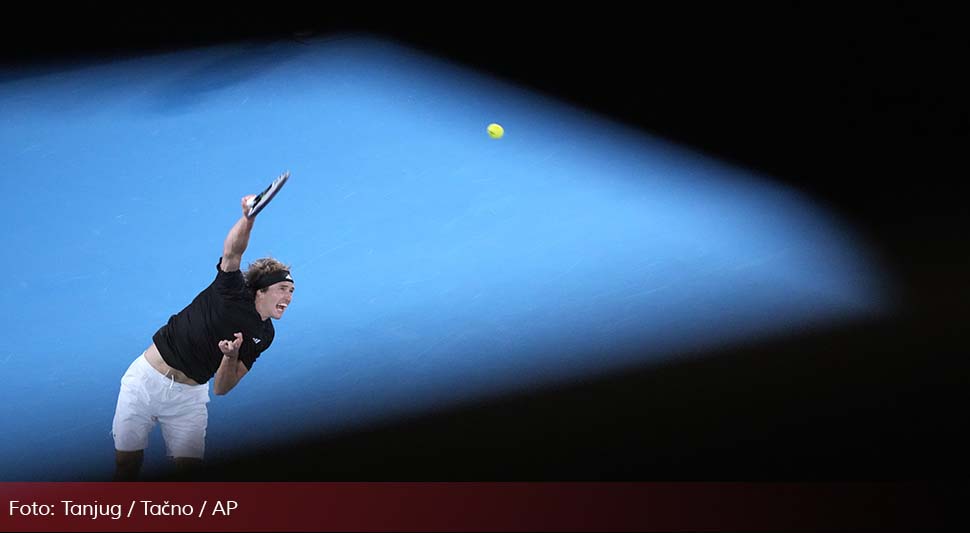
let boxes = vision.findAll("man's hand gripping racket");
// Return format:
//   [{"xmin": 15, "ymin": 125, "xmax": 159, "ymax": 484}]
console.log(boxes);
[{"xmin": 245, "ymin": 170, "xmax": 290, "ymax": 219}]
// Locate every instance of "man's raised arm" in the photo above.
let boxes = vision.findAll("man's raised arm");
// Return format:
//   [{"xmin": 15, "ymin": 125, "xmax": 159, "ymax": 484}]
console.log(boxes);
[{"xmin": 220, "ymin": 195, "xmax": 256, "ymax": 273}]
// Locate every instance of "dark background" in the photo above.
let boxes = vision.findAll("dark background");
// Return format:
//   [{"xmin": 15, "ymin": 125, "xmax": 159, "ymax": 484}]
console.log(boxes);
[{"xmin": 3, "ymin": 5, "xmax": 966, "ymax": 482}]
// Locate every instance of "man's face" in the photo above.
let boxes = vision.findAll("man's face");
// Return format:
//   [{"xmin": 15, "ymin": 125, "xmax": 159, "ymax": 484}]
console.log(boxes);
[{"xmin": 255, "ymin": 281, "xmax": 294, "ymax": 320}]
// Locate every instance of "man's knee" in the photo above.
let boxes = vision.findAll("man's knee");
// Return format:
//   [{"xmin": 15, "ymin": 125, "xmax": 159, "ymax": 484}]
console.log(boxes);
[
  {"xmin": 173, "ymin": 457, "xmax": 202, "ymax": 469},
  {"xmin": 171, "ymin": 457, "xmax": 204, "ymax": 480},
  {"xmin": 114, "ymin": 450, "xmax": 144, "ymax": 481}
]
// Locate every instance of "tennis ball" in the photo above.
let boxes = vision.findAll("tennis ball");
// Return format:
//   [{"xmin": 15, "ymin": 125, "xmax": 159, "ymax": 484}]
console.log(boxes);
[{"xmin": 487, "ymin": 123, "xmax": 504, "ymax": 139}]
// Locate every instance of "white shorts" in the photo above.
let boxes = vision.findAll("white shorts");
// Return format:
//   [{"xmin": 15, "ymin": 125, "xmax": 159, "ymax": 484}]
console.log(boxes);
[{"xmin": 111, "ymin": 354, "xmax": 210, "ymax": 459}]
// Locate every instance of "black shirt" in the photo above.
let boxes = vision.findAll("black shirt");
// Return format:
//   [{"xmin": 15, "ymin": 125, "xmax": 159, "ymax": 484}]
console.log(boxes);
[{"xmin": 153, "ymin": 259, "xmax": 275, "ymax": 384}]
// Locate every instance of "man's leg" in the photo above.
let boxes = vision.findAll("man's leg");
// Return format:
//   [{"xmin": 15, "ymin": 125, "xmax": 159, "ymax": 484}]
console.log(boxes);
[
  {"xmin": 172, "ymin": 457, "xmax": 204, "ymax": 479},
  {"xmin": 159, "ymin": 384, "xmax": 210, "ymax": 478},
  {"xmin": 112, "ymin": 355, "xmax": 157, "ymax": 481},
  {"xmin": 114, "ymin": 450, "xmax": 144, "ymax": 481}
]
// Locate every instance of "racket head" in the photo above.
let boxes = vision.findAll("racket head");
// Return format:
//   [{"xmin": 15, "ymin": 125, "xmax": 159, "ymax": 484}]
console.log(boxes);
[{"xmin": 246, "ymin": 171, "xmax": 290, "ymax": 218}]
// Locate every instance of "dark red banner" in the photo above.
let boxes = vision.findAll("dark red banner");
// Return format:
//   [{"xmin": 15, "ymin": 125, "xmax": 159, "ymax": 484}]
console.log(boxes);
[{"xmin": 0, "ymin": 482, "xmax": 947, "ymax": 531}]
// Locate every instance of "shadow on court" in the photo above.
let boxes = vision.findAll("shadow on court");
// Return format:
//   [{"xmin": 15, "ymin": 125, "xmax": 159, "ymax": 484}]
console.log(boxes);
[{"xmin": 150, "ymin": 277, "xmax": 965, "ymax": 482}]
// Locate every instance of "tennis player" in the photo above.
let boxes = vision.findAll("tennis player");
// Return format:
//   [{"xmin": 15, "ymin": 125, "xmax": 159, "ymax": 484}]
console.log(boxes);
[{"xmin": 111, "ymin": 192, "xmax": 294, "ymax": 480}]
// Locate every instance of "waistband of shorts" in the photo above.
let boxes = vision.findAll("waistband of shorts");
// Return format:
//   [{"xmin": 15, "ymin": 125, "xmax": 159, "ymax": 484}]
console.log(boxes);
[{"xmin": 137, "ymin": 353, "xmax": 205, "ymax": 389}]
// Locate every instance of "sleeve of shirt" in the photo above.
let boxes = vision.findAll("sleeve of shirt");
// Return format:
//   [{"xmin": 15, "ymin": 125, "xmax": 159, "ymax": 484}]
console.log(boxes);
[
  {"xmin": 213, "ymin": 257, "xmax": 247, "ymax": 299},
  {"xmin": 239, "ymin": 340, "xmax": 259, "ymax": 370},
  {"xmin": 239, "ymin": 323, "xmax": 274, "ymax": 371}
]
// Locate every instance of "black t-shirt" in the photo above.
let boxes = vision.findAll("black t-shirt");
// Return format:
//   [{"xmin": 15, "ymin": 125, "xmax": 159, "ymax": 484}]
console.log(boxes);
[{"xmin": 152, "ymin": 259, "xmax": 275, "ymax": 384}]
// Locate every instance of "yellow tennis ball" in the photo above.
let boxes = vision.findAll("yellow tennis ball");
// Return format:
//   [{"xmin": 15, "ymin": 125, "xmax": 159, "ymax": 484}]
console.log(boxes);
[{"xmin": 487, "ymin": 123, "xmax": 504, "ymax": 139}]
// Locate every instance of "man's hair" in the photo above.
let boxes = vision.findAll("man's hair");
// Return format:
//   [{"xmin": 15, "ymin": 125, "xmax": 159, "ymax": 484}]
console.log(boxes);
[{"xmin": 244, "ymin": 257, "xmax": 292, "ymax": 297}]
